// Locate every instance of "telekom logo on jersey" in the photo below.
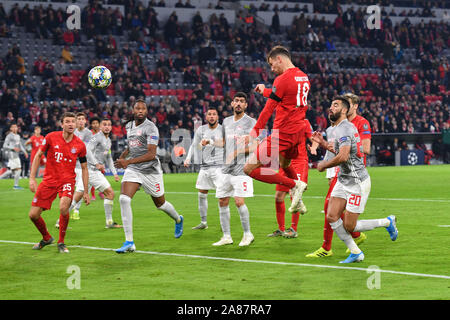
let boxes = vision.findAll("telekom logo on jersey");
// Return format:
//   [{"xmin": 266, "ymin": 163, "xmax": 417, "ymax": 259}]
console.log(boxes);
[{"xmin": 55, "ymin": 152, "xmax": 64, "ymax": 163}]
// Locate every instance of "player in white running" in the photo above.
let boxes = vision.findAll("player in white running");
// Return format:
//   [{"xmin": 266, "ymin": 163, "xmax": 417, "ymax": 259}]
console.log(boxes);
[
  {"xmin": 312, "ymin": 96, "xmax": 398, "ymax": 263},
  {"xmin": 3, "ymin": 123, "xmax": 28, "ymax": 189},
  {"xmin": 114, "ymin": 99, "xmax": 184, "ymax": 253},
  {"xmin": 210, "ymin": 92, "xmax": 260, "ymax": 247},
  {"xmin": 184, "ymin": 107, "xmax": 224, "ymax": 230}
]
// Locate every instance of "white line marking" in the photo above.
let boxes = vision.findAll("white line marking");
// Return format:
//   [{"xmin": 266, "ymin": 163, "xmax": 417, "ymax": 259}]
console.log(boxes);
[
  {"xmin": 437, "ymin": 225, "xmax": 450, "ymax": 227},
  {"xmin": 1, "ymin": 240, "xmax": 449, "ymax": 280},
  {"xmin": 3, "ymin": 190, "xmax": 449, "ymax": 203}
]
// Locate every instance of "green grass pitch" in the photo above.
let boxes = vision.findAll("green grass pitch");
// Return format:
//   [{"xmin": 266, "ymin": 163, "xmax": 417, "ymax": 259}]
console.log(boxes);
[{"xmin": 0, "ymin": 165, "xmax": 449, "ymax": 300}]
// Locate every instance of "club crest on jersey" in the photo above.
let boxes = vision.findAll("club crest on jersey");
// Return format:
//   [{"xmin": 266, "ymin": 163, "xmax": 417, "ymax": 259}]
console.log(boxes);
[
  {"xmin": 71, "ymin": 148, "xmax": 77, "ymax": 154},
  {"xmin": 136, "ymin": 129, "xmax": 142, "ymax": 136}
]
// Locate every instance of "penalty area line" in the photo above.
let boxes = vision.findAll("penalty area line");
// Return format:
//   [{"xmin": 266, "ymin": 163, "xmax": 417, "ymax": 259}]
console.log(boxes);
[{"xmin": 0, "ymin": 239, "xmax": 449, "ymax": 280}]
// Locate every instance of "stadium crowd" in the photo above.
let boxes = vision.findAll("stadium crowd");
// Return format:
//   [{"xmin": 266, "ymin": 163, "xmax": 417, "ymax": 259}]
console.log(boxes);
[{"xmin": 0, "ymin": 0, "xmax": 449, "ymax": 166}]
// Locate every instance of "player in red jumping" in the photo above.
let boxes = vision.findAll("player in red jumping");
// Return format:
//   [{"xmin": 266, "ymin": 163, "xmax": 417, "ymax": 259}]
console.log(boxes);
[
  {"xmin": 268, "ymin": 119, "xmax": 318, "ymax": 238},
  {"xmin": 307, "ymin": 93, "xmax": 371, "ymax": 258},
  {"xmin": 25, "ymin": 126, "xmax": 46, "ymax": 172},
  {"xmin": 28, "ymin": 112, "xmax": 90, "ymax": 253},
  {"xmin": 243, "ymin": 45, "xmax": 310, "ymax": 213}
]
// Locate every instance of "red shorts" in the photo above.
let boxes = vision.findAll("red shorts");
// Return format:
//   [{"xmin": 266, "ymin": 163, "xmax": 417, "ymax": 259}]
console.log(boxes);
[
  {"xmin": 276, "ymin": 160, "xmax": 309, "ymax": 192},
  {"xmin": 256, "ymin": 131, "xmax": 304, "ymax": 164},
  {"xmin": 31, "ymin": 180, "xmax": 75, "ymax": 211}
]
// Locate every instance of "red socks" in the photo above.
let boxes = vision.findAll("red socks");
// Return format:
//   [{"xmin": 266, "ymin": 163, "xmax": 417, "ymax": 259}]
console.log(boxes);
[
  {"xmin": 58, "ymin": 214, "xmax": 70, "ymax": 244},
  {"xmin": 248, "ymin": 168, "xmax": 296, "ymax": 189},
  {"xmin": 31, "ymin": 216, "xmax": 52, "ymax": 241},
  {"xmin": 275, "ymin": 201, "xmax": 285, "ymax": 231}
]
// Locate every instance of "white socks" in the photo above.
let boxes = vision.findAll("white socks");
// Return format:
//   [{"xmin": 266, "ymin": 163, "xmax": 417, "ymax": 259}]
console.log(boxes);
[
  {"xmin": 237, "ymin": 204, "xmax": 251, "ymax": 234},
  {"xmin": 219, "ymin": 205, "xmax": 231, "ymax": 237},
  {"xmin": 157, "ymin": 201, "xmax": 181, "ymax": 223},
  {"xmin": 330, "ymin": 218, "xmax": 361, "ymax": 254},
  {"xmin": 104, "ymin": 199, "xmax": 114, "ymax": 224},
  {"xmin": 69, "ymin": 198, "xmax": 82, "ymax": 212},
  {"xmin": 353, "ymin": 219, "xmax": 390, "ymax": 232},
  {"xmin": 198, "ymin": 192, "xmax": 208, "ymax": 224},
  {"xmin": 13, "ymin": 169, "xmax": 20, "ymax": 187},
  {"xmin": 119, "ymin": 194, "xmax": 133, "ymax": 242}
]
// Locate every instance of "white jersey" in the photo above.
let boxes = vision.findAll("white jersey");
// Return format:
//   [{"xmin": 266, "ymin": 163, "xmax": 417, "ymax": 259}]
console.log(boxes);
[
  {"xmin": 3, "ymin": 132, "xmax": 26, "ymax": 161},
  {"xmin": 86, "ymin": 132, "xmax": 117, "ymax": 175},
  {"xmin": 74, "ymin": 127, "xmax": 93, "ymax": 169},
  {"xmin": 125, "ymin": 119, "xmax": 162, "ymax": 175},
  {"xmin": 187, "ymin": 123, "xmax": 224, "ymax": 169},
  {"xmin": 333, "ymin": 119, "xmax": 369, "ymax": 186}
]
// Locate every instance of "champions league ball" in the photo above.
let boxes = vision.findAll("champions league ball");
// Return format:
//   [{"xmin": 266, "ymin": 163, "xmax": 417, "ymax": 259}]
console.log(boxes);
[{"xmin": 88, "ymin": 66, "xmax": 112, "ymax": 89}]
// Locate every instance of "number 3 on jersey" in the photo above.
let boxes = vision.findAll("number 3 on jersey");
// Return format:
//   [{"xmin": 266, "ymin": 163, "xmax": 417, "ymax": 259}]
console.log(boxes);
[{"xmin": 296, "ymin": 82, "xmax": 309, "ymax": 107}]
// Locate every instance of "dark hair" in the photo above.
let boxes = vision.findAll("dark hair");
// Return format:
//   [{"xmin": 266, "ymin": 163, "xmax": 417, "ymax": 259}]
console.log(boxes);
[
  {"xmin": 267, "ymin": 45, "xmax": 291, "ymax": 63},
  {"xmin": 100, "ymin": 118, "xmax": 112, "ymax": 123},
  {"xmin": 90, "ymin": 116, "xmax": 100, "ymax": 124},
  {"xmin": 333, "ymin": 96, "xmax": 350, "ymax": 110},
  {"xmin": 61, "ymin": 112, "xmax": 77, "ymax": 122},
  {"xmin": 132, "ymin": 98, "xmax": 147, "ymax": 108},
  {"xmin": 233, "ymin": 91, "xmax": 248, "ymax": 102},
  {"xmin": 76, "ymin": 112, "xmax": 86, "ymax": 119},
  {"xmin": 206, "ymin": 106, "xmax": 218, "ymax": 114},
  {"xmin": 9, "ymin": 122, "xmax": 17, "ymax": 128}
]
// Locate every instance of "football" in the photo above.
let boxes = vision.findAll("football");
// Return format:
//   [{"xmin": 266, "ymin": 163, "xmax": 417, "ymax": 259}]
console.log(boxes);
[{"xmin": 88, "ymin": 65, "xmax": 112, "ymax": 89}]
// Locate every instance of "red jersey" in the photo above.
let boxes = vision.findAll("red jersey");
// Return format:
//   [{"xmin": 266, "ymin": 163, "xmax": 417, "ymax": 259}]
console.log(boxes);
[
  {"xmin": 351, "ymin": 115, "xmax": 371, "ymax": 165},
  {"xmin": 251, "ymin": 67, "xmax": 310, "ymax": 137},
  {"xmin": 292, "ymin": 119, "xmax": 313, "ymax": 164},
  {"xmin": 39, "ymin": 131, "xmax": 87, "ymax": 185},
  {"xmin": 30, "ymin": 135, "xmax": 45, "ymax": 159}
]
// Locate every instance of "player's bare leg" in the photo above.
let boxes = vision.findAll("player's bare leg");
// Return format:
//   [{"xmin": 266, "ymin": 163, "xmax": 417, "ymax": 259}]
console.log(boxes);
[
  {"xmin": 152, "ymin": 194, "xmax": 183, "ymax": 238},
  {"xmin": 55, "ymin": 191, "xmax": 83, "ymax": 228},
  {"xmin": 30, "ymin": 206, "xmax": 54, "ymax": 250}
]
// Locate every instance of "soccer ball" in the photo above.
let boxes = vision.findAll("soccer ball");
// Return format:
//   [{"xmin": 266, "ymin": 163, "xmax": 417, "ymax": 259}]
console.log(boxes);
[{"xmin": 88, "ymin": 66, "xmax": 112, "ymax": 89}]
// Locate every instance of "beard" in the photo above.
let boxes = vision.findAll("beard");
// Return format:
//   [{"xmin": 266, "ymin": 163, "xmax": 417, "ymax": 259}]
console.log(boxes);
[
  {"xmin": 208, "ymin": 120, "xmax": 217, "ymax": 127},
  {"xmin": 329, "ymin": 110, "xmax": 341, "ymax": 122}
]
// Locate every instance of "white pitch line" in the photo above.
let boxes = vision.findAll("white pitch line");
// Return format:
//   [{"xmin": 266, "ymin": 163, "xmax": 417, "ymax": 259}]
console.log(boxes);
[
  {"xmin": 437, "ymin": 225, "xmax": 450, "ymax": 227},
  {"xmin": 0, "ymin": 240, "xmax": 449, "ymax": 280},
  {"xmin": 2, "ymin": 190, "xmax": 449, "ymax": 203}
]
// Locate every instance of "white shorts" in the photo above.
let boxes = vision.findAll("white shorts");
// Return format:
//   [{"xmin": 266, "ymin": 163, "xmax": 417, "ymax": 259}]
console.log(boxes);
[
  {"xmin": 7, "ymin": 158, "xmax": 21, "ymax": 170},
  {"xmin": 122, "ymin": 168, "xmax": 164, "ymax": 198},
  {"xmin": 196, "ymin": 167, "xmax": 223, "ymax": 190},
  {"xmin": 326, "ymin": 166, "xmax": 339, "ymax": 179},
  {"xmin": 330, "ymin": 177, "xmax": 371, "ymax": 214},
  {"xmin": 75, "ymin": 168, "xmax": 84, "ymax": 192},
  {"xmin": 215, "ymin": 174, "xmax": 254, "ymax": 199},
  {"xmin": 75, "ymin": 168, "xmax": 111, "ymax": 193}
]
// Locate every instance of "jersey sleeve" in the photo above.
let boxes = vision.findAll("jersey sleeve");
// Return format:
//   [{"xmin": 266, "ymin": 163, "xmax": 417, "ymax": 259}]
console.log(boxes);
[
  {"xmin": 336, "ymin": 127, "xmax": 352, "ymax": 148},
  {"xmin": 86, "ymin": 136, "xmax": 99, "ymax": 165},
  {"xmin": 358, "ymin": 118, "xmax": 372, "ymax": 140},
  {"xmin": 250, "ymin": 97, "xmax": 277, "ymax": 138},
  {"xmin": 39, "ymin": 134, "xmax": 51, "ymax": 153},
  {"xmin": 146, "ymin": 123, "xmax": 159, "ymax": 146},
  {"xmin": 78, "ymin": 142, "xmax": 87, "ymax": 158}
]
